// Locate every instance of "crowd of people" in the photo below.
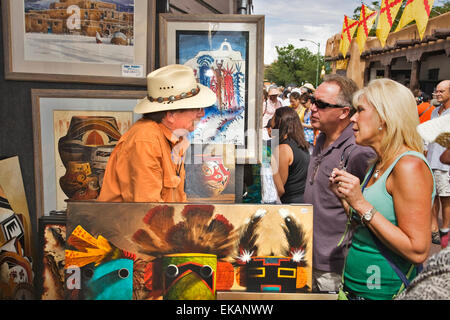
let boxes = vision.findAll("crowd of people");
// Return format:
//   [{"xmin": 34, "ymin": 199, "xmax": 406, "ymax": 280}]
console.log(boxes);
[
  {"xmin": 97, "ymin": 63, "xmax": 449, "ymax": 300},
  {"xmin": 261, "ymin": 77, "xmax": 450, "ymax": 299}
]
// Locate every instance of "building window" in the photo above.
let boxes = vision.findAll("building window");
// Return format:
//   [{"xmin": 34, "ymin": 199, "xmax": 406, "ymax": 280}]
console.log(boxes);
[{"xmin": 428, "ymin": 69, "xmax": 439, "ymax": 81}]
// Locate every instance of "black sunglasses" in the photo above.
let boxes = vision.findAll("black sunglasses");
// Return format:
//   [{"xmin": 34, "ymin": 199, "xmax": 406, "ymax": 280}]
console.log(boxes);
[{"xmin": 310, "ymin": 96, "xmax": 347, "ymax": 109}]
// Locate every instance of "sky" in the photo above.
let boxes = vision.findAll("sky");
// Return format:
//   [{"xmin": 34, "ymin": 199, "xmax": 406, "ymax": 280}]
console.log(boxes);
[
  {"xmin": 253, "ymin": 0, "xmax": 447, "ymax": 65},
  {"xmin": 253, "ymin": 0, "xmax": 364, "ymax": 64}
]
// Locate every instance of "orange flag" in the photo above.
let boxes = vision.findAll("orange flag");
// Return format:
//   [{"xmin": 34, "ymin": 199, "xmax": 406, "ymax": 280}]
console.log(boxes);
[
  {"xmin": 376, "ymin": 0, "xmax": 404, "ymax": 47},
  {"xmin": 395, "ymin": 0, "xmax": 435, "ymax": 39},
  {"xmin": 356, "ymin": 4, "xmax": 378, "ymax": 54},
  {"xmin": 339, "ymin": 15, "xmax": 359, "ymax": 58}
]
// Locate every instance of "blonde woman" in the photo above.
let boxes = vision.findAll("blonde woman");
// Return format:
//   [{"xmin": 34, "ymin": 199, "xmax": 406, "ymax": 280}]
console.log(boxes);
[{"xmin": 329, "ymin": 79, "xmax": 435, "ymax": 300}]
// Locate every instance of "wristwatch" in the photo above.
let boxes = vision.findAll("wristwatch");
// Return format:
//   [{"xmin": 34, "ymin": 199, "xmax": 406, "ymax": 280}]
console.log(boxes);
[{"xmin": 362, "ymin": 207, "xmax": 376, "ymax": 225}]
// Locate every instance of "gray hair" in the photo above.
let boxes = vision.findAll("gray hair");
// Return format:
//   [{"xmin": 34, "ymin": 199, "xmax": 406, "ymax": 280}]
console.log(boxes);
[{"xmin": 323, "ymin": 74, "xmax": 359, "ymax": 116}]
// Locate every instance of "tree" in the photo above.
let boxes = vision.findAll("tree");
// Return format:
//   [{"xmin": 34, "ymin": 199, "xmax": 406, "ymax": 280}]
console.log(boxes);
[{"xmin": 264, "ymin": 44, "xmax": 324, "ymax": 87}]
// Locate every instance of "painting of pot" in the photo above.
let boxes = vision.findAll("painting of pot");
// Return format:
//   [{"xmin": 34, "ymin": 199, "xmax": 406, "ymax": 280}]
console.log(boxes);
[
  {"xmin": 185, "ymin": 145, "xmax": 235, "ymax": 203},
  {"xmin": 57, "ymin": 115, "xmax": 123, "ymax": 202}
]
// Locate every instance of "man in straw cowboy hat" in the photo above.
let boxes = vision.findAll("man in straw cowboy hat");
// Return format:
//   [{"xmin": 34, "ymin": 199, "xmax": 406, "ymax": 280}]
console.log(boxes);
[
  {"xmin": 418, "ymin": 80, "xmax": 450, "ymax": 249},
  {"xmin": 98, "ymin": 64, "xmax": 216, "ymax": 203}
]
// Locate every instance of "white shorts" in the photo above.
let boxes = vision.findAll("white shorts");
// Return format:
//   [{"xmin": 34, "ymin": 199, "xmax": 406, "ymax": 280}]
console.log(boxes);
[{"xmin": 433, "ymin": 169, "xmax": 450, "ymax": 197}]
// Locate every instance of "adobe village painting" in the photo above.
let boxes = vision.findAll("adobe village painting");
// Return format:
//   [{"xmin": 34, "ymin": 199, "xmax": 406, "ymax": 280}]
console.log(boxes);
[{"xmin": 24, "ymin": 0, "xmax": 135, "ymax": 64}]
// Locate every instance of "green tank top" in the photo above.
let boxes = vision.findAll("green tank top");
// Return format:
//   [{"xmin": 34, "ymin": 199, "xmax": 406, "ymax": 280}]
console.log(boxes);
[{"xmin": 343, "ymin": 151, "xmax": 435, "ymax": 300}]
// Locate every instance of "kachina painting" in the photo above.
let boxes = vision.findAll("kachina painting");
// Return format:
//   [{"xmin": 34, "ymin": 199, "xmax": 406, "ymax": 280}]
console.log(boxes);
[
  {"xmin": 65, "ymin": 202, "xmax": 313, "ymax": 300},
  {"xmin": 24, "ymin": 0, "xmax": 135, "ymax": 64},
  {"xmin": 176, "ymin": 30, "xmax": 249, "ymax": 146}
]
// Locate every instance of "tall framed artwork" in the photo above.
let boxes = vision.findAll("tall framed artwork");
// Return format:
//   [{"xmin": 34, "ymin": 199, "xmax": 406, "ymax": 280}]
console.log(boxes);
[
  {"xmin": 0, "ymin": 156, "xmax": 35, "ymax": 299},
  {"xmin": 31, "ymin": 89, "xmax": 146, "ymax": 224},
  {"xmin": 2, "ymin": 0, "xmax": 155, "ymax": 85},
  {"xmin": 37, "ymin": 214, "xmax": 67, "ymax": 300},
  {"xmin": 159, "ymin": 14, "xmax": 265, "ymax": 163}
]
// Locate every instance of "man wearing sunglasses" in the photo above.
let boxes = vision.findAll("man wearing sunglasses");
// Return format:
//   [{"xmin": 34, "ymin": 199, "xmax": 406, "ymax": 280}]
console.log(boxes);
[{"xmin": 303, "ymin": 74, "xmax": 376, "ymax": 293}]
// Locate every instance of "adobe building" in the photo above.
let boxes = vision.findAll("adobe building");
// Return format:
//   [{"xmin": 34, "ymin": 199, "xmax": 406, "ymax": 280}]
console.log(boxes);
[
  {"xmin": 25, "ymin": 0, "xmax": 134, "ymax": 38},
  {"xmin": 325, "ymin": 12, "xmax": 450, "ymax": 95}
]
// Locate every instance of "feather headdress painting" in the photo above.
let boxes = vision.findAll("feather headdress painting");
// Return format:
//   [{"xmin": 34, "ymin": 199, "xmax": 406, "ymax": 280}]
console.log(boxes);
[
  {"xmin": 131, "ymin": 204, "xmax": 236, "ymax": 258},
  {"xmin": 65, "ymin": 202, "xmax": 313, "ymax": 299}
]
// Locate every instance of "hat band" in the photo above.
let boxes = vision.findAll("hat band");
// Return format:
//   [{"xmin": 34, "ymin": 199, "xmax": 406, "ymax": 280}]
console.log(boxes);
[{"xmin": 148, "ymin": 86, "xmax": 201, "ymax": 104}]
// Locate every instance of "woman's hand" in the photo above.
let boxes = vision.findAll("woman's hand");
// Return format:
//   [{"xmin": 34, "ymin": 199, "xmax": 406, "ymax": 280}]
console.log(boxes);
[{"xmin": 329, "ymin": 168, "xmax": 369, "ymax": 214}]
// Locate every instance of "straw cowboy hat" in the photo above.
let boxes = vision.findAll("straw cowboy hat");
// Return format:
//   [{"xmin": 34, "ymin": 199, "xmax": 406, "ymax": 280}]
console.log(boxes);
[
  {"xmin": 302, "ymin": 83, "xmax": 315, "ymax": 92},
  {"xmin": 134, "ymin": 64, "xmax": 217, "ymax": 114},
  {"xmin": 268, "ymin": 86, "xmax": 281, "ymax": 96},
  {"xmin": 417, "ymin": 113, "xmax": 450, "ymax": 148}
]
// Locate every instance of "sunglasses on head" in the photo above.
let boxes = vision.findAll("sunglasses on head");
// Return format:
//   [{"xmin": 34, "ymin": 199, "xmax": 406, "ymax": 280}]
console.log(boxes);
[{"xmin": 310, "ymin": 96, "xmax": 347, "ymax": 109}]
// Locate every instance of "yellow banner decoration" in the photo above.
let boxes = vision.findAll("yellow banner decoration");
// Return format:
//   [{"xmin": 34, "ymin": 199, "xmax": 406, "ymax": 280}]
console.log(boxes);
[
  {"xmin": 376, "ymin": 0, "xmax": 404, "ymax": 47},
  {"xmin": 356, "ymin": 4, "xmax": 378, "ymax": 54},
  {"xmin": 395, "ymin": 0, "xmax": 435, "ymax": 39},
  {"xmin": 339, "ymin": 15, "xmax": 359, "ymax": 58}
]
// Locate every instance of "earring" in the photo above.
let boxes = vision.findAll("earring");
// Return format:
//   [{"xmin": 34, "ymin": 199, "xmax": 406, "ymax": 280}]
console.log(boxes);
[{"xmin": 378, "ymin": 126, "xmax": 383, "ymax": 131}]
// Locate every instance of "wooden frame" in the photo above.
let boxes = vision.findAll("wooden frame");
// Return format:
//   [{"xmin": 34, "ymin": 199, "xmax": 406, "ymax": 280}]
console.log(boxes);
[
  {"xmin": 159, "ymin": 14, "xmax": 265, "ymax": 164},
  {"xmin": 2, "ymin": 0, "xmax": 155, "ymax": 85},
  {"xmin": 31, "ymin": 89, "xmax": 146, "ymax": 222}
]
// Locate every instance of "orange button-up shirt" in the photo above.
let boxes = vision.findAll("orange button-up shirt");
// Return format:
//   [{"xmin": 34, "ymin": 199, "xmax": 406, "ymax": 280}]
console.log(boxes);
[{"xmin": 97, "ymin": 119, "xmax": 189, "ymax": 203}]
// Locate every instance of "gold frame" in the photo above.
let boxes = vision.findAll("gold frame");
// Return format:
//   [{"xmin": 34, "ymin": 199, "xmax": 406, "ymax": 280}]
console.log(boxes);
[{"xmin": 2, "ymin": 0, "xmax": 155, "ymax": 85}]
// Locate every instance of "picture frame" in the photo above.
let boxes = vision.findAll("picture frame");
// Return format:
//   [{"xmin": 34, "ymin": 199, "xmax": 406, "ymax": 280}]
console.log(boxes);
[
  {"xmin": 159, "ymin": 14, "xmax": 265, "ymax": 163},
  {"xmin": 31, "ymin": 89, "xmax": 146, "ymax": 223},
  {"xmin": 37, "ymin": 214, "xmax": 67, "ymax": 300},
  {"xmin": 2, "ymin": 0, "xmax": 155, "ymax": 85}
]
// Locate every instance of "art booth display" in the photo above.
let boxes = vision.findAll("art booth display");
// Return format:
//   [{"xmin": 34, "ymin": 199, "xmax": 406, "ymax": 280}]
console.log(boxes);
[
  {"xmin": 159, "ymin": 14, "xmax": 265, "ymax": 163},
  {"xmin": 2, "ymin": 0, "xmax": 156, "ymax": 85},
  {"xmin": 64, "ymin": 202, "xmax": 313, "ymax": 300},
  {"xmin": 0, "ymin": 156, "xmax": 34, "ymax": 299},
  {"xmin": 31, "ymin": 89, "xmax": 145, "ymax": 219}
]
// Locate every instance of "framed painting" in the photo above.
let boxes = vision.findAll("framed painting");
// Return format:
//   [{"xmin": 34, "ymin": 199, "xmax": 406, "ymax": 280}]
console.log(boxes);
[
  {"xmin": 185, "ymin": 144, "xmax": 236, "ymax": 203},
  {"xmin": 31, "ymin": 89, "xmax": 146, "ymax": 223},
  {"xmin": 2, "ymin": 0, "xmax": 155, "ymax": 85},
  {"xmin": 37, "ymin": 214, "xmax": 67, "ymax": 300},
  {"xmin": 65, "ymin": 202, "xmax": 313, "ymax": 300},
  {"xmin": 0, "ymin": 156, "xmax": 35, "ymax": 299},
  {"xmin": 159, "ymin": 14, "xmax": 265, "ymax": 163}
]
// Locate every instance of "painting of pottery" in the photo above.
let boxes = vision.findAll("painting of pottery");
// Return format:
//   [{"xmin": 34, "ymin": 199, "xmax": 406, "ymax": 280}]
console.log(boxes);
[
  {"xmin": 54, "ymin": 112, "xmax": 132, "ymax": 210},
  {"xmin": 185, "ymin": 144, "xmax": 235, "ymax": 203},
  {"xmin": 0, "ymin": 156, "xmax": 34, "ymax": 299},
  {"xmin": 65, "ymin": 202, "xmax": 313, "ymax": 300}
]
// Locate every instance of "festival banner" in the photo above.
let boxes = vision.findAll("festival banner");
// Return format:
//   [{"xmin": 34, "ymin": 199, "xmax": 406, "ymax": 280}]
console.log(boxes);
[
  {"xmin": 356, "ymin": 4, "xmax": 378, "ymax": 54},
  {"xmin": 339, "ymin": 15, "xmax": 359, "ymax": 58},
  {"xmin": 376, "ymin": 0, "xmax": 404, "ymax": 47},
  {"xmin": 395, "ymin": 0, "xmax": 435, "ymax": 39}
]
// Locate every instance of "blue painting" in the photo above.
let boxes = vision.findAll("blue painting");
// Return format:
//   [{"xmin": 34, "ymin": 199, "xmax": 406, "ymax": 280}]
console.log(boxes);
[{"xmin": 176, "ymin": 31, "xmax": 249, "ymax": 146}]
